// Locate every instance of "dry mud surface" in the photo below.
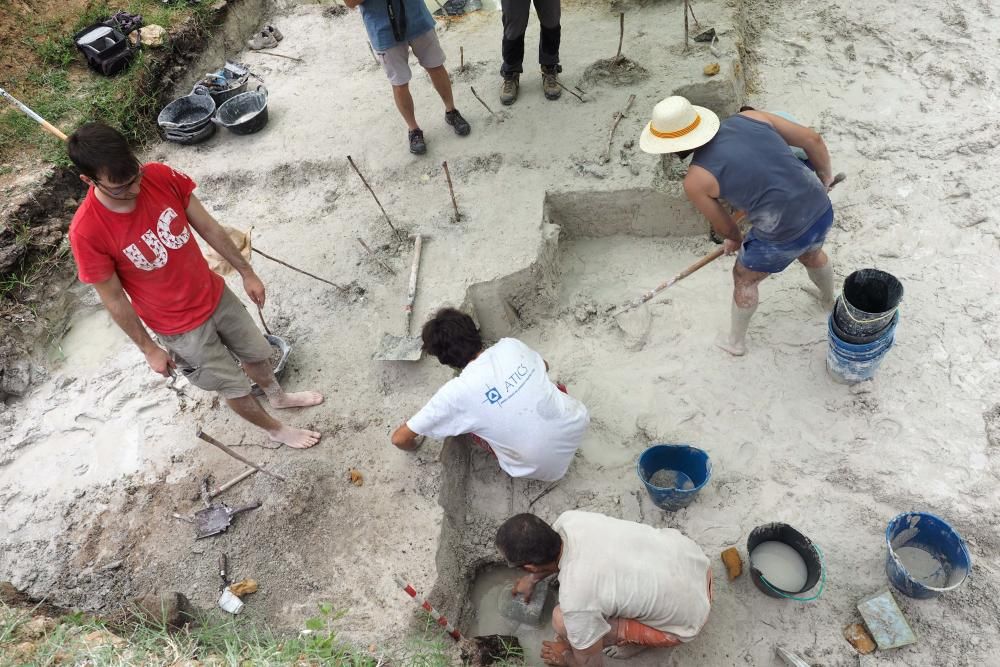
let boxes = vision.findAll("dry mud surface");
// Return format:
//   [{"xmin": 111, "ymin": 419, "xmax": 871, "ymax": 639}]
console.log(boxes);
[{"xmin": 2, "ymin": 0, "xmax": 999, "ymax": 665}]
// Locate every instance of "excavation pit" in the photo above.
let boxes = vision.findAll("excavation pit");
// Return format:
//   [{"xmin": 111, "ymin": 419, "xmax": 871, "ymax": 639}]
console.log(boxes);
[{"xmin": 433, "ymin": 189, "xmax": 724, "ymax": 665}]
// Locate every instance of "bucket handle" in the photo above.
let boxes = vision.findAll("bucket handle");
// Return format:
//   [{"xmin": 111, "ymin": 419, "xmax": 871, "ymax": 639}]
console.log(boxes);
[
  {"xmin": 758, "ymin": 543, "xmax": 826, "ymax": 602},
  {"xmin": 837, "ymin": 295, "xmax": 900, "ymax": 325}
]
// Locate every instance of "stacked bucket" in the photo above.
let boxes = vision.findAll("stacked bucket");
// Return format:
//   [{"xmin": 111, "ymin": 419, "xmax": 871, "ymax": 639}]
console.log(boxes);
[{"xmin": 828, "ymin": 269, "xmax": 903, "ymax": 383}]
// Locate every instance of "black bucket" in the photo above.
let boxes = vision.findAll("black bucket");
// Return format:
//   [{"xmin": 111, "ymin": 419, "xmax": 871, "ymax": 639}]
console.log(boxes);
[
  {"xmin": 747, "ymin": 523, "xmax": 825, "ymax": 601},
  {"xmin": 217, "ymin": 85, "xmax": 269, "ymax": 135},
  {"xmin": 157, "ymin": 86, "xmax": 216, "ymax": 133},
  {"xmin": 834, "ymin": 269, "xmax": 903, "ymax": 338}
]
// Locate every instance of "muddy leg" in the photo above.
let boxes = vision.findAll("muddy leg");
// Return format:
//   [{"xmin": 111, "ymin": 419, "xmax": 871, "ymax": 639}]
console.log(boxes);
[{"xmin": 717, "ymin": 261, "xmax": 767, "ymax": 356}]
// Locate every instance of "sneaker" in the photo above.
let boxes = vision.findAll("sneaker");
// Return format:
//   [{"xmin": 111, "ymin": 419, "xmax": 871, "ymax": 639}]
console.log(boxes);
[
  {"xmin": 247, "ymin": 31, "xmax": 278, "ymax": 50},
  {"xmin": 265, "ymin": 25, "xmax": 284, "ymax": 41},
  {"xmin": 408, "ymin": 129, "xmax": 427, "ymax": 155},
  {"xmin": 500, "ymin": 75, "xmax": 519, "ymax": 106},
  {"xmin": 445, "ymin": 109, "xmax": 471, "ymax": 136},
  {"xmin": 541, "ymin": 66, "xmax": 562, "ymax": 100}
]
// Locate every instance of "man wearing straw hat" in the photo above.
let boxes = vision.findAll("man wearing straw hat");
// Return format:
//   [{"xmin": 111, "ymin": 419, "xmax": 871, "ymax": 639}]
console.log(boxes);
[{"xmin": 639, "ymin": 96, "xmax": 837, "ymax": 356}]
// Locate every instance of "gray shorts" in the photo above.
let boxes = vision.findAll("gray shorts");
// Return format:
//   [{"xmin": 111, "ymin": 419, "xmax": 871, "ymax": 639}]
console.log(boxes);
[
  {"xmin": 375, "ymin": 29, "xmax": 446, "ymax": 86},
  {"xmin": 157, "ymin": 286, "xmax": 272, "ymax": 399}
]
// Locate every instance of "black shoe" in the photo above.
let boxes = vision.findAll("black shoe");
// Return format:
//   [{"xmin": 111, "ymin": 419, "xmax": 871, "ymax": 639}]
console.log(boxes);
[
  {"xmin": 409, "ymin": 129, "xmax": 427, "ymax": 155},
  {"xmin": 445, "ymin": 109, "xmax": 471, "ymax": 136}
]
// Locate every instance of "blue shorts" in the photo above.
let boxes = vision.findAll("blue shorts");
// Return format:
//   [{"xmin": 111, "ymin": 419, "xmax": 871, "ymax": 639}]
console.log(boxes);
[{"xmin": 738, "ymin": 205, "xmax": 834, "ymax": 274}]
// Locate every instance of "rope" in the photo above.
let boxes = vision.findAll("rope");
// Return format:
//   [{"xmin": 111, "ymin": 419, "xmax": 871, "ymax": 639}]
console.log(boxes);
[
  {"xmin": 837, "ymin": 295, "xmax": 899, "ymax": 325},
  {"xmin": 758, "ymin": 543, "xmax": 826, "ymax": 602}
]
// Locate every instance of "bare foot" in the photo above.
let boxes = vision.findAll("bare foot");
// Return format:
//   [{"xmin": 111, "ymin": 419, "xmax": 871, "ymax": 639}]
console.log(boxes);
[
  {"xmin": 715, "ymin": 334, "xmax": 747, "ymax": 357},
  {"xmin": 604, "ymin": 644, "xmax": 649, "ymax": 659},
  {"xmin": 541, "ymin": 640, "xmax": 571, "ymax": 666},
  {"xmin": 268, "ymin": 390, "xmax": 324, "ymax": 409},
  {"xmin": 268, "ymin": 425, "xmax": 322, "ymax": 449}
]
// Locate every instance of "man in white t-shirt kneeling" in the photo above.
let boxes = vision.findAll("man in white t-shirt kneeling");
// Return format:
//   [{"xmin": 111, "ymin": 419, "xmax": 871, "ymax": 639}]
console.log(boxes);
[
  {"xmin": 391, "ymin": 308, "xmax": 589, "ymax": 481},
  {"xmin": 496, "ymin": 511, "xmax": 713, "ymax": 666}
]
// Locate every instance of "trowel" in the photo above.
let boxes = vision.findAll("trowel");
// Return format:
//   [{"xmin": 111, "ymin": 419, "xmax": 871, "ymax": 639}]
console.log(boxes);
[{"xmin": 375, "ymin": 234, "xmax": 425, "ymax": 361}]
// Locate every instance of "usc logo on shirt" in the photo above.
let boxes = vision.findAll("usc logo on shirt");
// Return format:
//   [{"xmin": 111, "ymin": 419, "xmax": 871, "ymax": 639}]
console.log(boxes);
[{"xmin": 121, "ymin": 207, "xmax": 192, "ymax": 271}]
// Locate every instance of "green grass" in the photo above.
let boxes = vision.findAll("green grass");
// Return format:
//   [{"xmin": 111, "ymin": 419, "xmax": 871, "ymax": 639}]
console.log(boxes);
[
  {"xmin": 0, "ymin": 601, "xmax": 530, "ymax": 667},
  {"xmin": 0, "ymin": 0, "xmax": 215, "ymax": 166}
]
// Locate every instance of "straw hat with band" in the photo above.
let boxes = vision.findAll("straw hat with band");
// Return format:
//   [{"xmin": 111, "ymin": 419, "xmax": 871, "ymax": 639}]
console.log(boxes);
[{"xmin": 639, "ymin": 96, "xmax": 720, "ymax": 154}]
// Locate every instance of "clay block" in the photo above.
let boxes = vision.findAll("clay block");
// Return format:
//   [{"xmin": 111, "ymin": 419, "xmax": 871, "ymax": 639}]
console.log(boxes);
[
  {"xmin": 721, "ymin": 547, "xmax": 743, "ymax": 579},
  {"xmin": 843, "ymin": 623, "xmax": 876, "ymax": 655}
]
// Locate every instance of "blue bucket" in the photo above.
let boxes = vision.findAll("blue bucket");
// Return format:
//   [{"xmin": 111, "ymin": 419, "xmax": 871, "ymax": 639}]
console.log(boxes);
[
  {"xmin": 827, "ymin": 312, "xmax": 898, "ymax": 384},
  {"xmin": 636, "ymin": 444, "xmax": 711, "ymax": 511},
  {"xmin": 885, "ymin": 512, "xmax": 971, "ymax": 599}
]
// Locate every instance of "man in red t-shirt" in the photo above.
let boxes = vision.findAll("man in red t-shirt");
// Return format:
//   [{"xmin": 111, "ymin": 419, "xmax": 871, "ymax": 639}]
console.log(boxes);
[{"xmin": 67, "ymin": 122, "xmax": 322, "ymax": 449}]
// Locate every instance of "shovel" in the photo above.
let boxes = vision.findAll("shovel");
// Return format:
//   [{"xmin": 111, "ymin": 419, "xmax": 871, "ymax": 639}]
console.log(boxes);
[
  {"xmin": 194, "ymin": 501, "xmax": 261, "ymax": 539},
  {"xmin": 375, "ymin": 234, "xmax": 424, "ymax": 361},
  {"xmin": 613, "ymin": 171, "xmax": 848, "ymax": 324}
]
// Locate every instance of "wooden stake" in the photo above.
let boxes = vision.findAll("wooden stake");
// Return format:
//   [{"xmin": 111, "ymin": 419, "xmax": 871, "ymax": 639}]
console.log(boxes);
[
  {"xmin": 460, "ymin": 46, "xmax": 464, "ymax": 71},
  {"xmin": 614, "ymin": 12, "xmax": 624, "ymax": 65},
  {"xmin": 254, "ymin": 51, "xmax": 304, "ymax": 63},
  {"xmin": 601, "ymin": 93, "xmax": 636, "ymax": 165},
  {"xmin": 356, "ymin": 237, "xmax": 397, "ymax": 274},
  {"xmin": 688, "ymin": 0, "xmax": 700, "ymax": 27},
  {"xmin": 347, "ymin": 155, "xmax": 405, "ymax": 243},
  {"xmin": 469, "ymin": 86, "xmax": 500, "ymax": 121},
  {"xmin": 684, "ymin": 0, "xmax": 690, "ymax": 50},
  {"xmin": 251, "ymin": 247, "xmax": 347, "ymax": 291},
  {"xmin": 442, "ymin": 161, "xmax": 460, "ymax": 222},
  {"xmin": 196, "ymin": 428, "xmax": 287, "ymax": 482},
  {"xmin": 555, "ymin": 80, "xmax": 585, "ymax": 102}
]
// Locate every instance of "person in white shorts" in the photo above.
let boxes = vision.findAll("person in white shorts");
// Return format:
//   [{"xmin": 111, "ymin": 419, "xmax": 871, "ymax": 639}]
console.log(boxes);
[
  {"xmin": 345, "ymin": 0, "xmax": 471, "ymax": 154},
  {"xmin": 391, "ymin": 308, "xmax": 590, "ymax": 481}
]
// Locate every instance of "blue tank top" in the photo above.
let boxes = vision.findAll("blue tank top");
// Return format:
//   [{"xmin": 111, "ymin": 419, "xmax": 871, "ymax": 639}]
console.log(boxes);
[{"xmin": 690, "ymin": 115, "xmax": 831, "ymax": 242}]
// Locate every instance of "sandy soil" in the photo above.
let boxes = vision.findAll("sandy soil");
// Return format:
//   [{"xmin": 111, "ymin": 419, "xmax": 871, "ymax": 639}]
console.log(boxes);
[{"xmin": 2, "ymin": 0, "xmax": 999, "ymax": 665}]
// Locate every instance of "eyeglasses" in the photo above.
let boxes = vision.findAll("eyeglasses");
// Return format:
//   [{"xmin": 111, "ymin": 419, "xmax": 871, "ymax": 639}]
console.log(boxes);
[{"xmin": 95, "ymin": 166, "xmax": 144, "ymax": 197}]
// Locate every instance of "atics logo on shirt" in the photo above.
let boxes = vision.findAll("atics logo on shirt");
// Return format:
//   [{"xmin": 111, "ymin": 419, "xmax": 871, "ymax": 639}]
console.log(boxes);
[
  {"xmin": 121, "ymin": 207, "xmax": 191, "ymax": 271},
  {"xmin": 482, "ymin": 363, "xmax": 535, "ymax": 407}
]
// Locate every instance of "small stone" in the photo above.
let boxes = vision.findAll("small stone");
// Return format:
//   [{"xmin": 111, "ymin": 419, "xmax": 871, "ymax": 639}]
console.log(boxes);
[
  {"xmin": 843, "ymin": 623, "xmax": 876, "ymax": 655},
  {"xmin": 82, "ymin": 628, "xmax": 125, "ymax": 648},
  {"xmin": 11, "ymin": 641, "xmax": 36, "ymax": 661},
  {"xmin": 133, "ymin": 592, "xmax": 197, "ymax": 629},
  {"xmin": 139, "ymin": 25, "xmax": 168, "ymax": 48},
  {"xmin": 721, "ymin": 547, "xmax": 743, "ymax": 579},
  {"xmin": 703, "ymin": 63, "xmax": 721, "ymax": 76},
  {"xmin": 0, "ymin": 359, "xmax": 31, "ymax": 396},
  {"xmin": 18, "ymin": 615, "xmax": 56, "ymax": 639}
]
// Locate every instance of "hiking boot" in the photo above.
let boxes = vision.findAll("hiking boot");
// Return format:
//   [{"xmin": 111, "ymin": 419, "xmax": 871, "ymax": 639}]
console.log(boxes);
[
  {"xmin": 541, "ymin": 66, "xmax": 561, "ymax": 100},
  {"xmin": 408, "ymin": 129, "xmax": 427, "ymax": 155},
  {"xmin": 247, "ymin": 31, "xmax": 278, "ymax": 50},
  {"xmin": 445, "ymin": 109, "xmax": 471, "ymax": 136},
  {"xmin": 264, "ymin": 24, "xmax": 284, "ymax": 41},
  {"xmin": 500, "ymin": 75, "xmax": 519, "ymax": 106}
]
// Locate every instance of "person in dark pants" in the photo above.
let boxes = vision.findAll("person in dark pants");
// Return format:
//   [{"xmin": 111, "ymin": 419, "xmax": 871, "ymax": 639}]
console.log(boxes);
[{"xmin": 499, "ymin": 0, "xmax": 562, "ymax": 105}]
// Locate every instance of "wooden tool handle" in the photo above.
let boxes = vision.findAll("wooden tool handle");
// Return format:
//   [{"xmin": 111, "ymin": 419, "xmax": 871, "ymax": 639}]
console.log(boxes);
[
  {"xmin": 631, "ymin": 246, "xmax": 725, "ymax": 308},
  {"xmin": 405, "ymin": 235, "xmax": 423, "ymax": 312},
  {"xmin": 196, "ymin": 428, "xmax": 287, "ymax": 481}
]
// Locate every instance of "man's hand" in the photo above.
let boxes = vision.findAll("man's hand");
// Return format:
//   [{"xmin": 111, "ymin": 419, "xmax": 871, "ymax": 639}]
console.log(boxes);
[
  {"xmin": 242, "ymin": 271, "xmax": 266, "ymax": 306},
  {"xmin": 723, "ymin": 237, "xmax": 742, "ymax": 256},
  {"xmin": 513, "ymin": 574, "xmax": 539, "ymax": 603},
  {"xmin": 145, "ymin": 346, "xmax": 176, "ymax": 377}
]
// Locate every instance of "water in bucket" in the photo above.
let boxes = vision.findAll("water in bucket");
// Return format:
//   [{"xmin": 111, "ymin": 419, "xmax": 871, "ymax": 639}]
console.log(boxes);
[
  {"xmin": 749, "ymin": 541, "xmax": 809, "ymax": 592},
  {"xmin": 893, "ymin": 546, "xmax": 949, "ymax": 588}
]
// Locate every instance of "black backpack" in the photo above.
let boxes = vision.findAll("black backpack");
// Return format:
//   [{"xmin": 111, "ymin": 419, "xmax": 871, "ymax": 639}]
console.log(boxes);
[{"xmin": 73, "ymin": 18, "xmax": 139, "ymax": 76}]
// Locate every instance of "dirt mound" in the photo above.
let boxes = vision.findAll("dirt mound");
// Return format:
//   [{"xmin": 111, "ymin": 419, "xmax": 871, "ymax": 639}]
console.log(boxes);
[{"xmin": 581, "ymin": 56, "xmax": 649, "ymax": 86}]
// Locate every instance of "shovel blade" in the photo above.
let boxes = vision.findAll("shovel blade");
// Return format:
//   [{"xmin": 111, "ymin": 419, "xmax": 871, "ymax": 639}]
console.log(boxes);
[{"xmin": 375, "ymin": 333, "xmax": 423, "ymax": 361}]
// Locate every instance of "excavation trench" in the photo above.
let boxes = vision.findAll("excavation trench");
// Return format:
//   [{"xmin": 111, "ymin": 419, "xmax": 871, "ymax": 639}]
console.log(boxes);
[{"xmin": 429, "ymin": 188, "xmax": 715, "ymax": 662}]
